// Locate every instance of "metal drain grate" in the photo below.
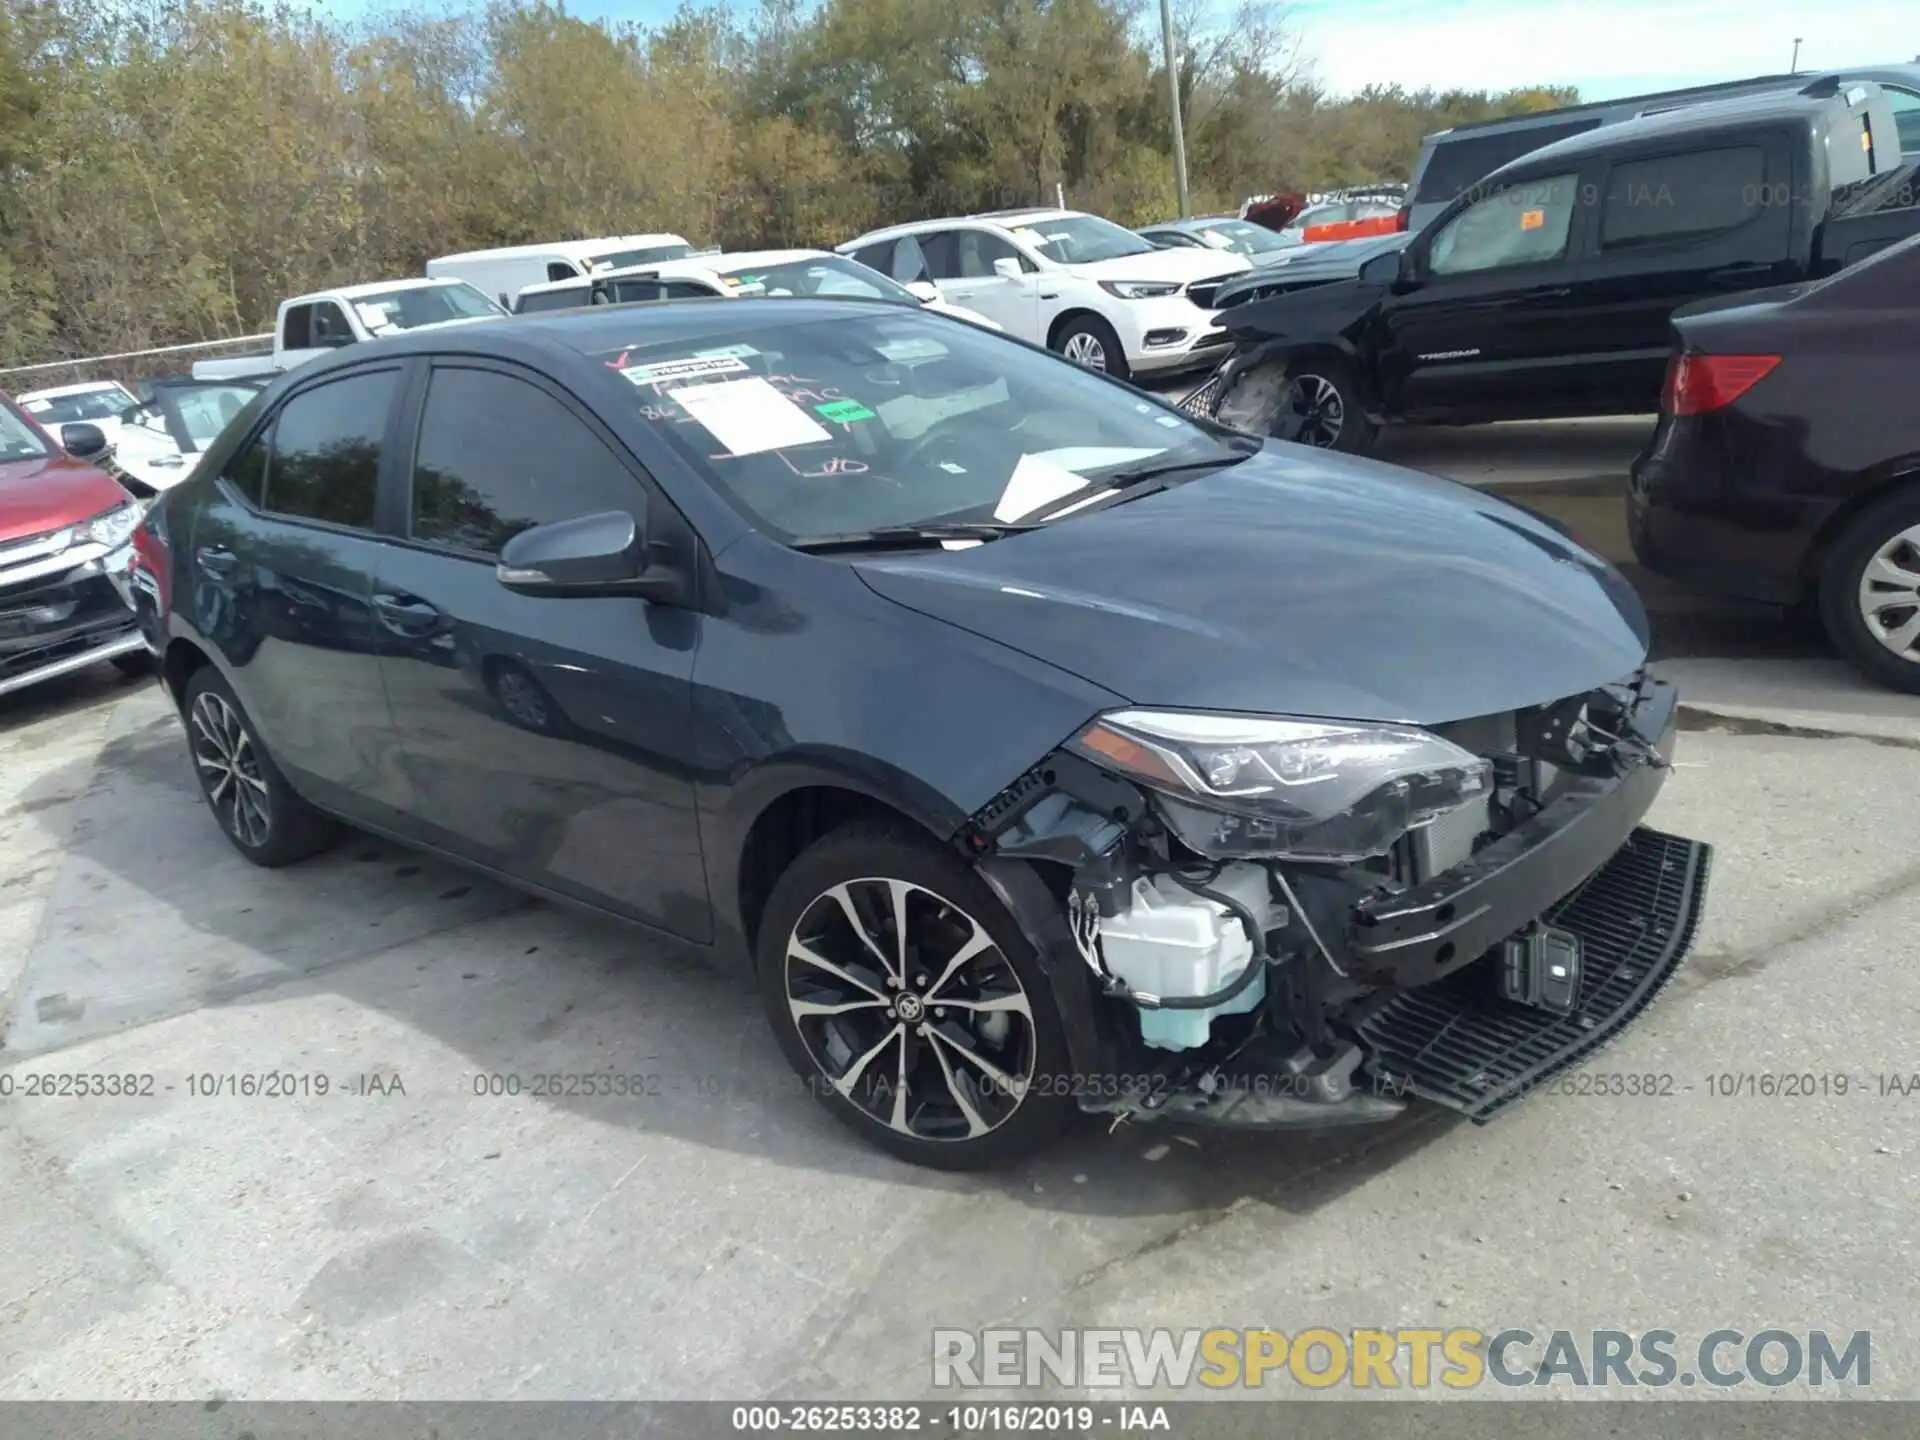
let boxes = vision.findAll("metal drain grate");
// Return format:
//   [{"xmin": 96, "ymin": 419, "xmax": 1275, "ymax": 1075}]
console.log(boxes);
[{"xmin": 1353, "ymin": 826, "xmax": 1712, "ymax": 1122}]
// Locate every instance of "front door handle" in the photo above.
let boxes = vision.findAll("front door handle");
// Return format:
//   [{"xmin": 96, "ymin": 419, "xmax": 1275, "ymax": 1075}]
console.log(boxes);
[
  {"xmin": 371, "ymin": 591, "xmax": 443, "ymax": 635},
  {"xmin": 195, "ymin": 546, "xmax": 237, "ymax": 576}
]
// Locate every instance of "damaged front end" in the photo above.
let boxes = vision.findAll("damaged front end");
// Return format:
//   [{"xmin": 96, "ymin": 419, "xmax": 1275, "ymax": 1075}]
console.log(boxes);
[{"xmin": 957, "ymin": 672, "xmax": 1712, "ymax": 1131}]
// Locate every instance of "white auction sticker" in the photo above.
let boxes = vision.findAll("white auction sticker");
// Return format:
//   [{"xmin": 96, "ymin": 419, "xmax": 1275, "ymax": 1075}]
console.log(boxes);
[
  {"xmin": 622, "ymin": 354, "xmax": 751, "ymax": 386},
  {"xmin": 666, "ymin": 377, "xmax": 832, "ymax": 456}
]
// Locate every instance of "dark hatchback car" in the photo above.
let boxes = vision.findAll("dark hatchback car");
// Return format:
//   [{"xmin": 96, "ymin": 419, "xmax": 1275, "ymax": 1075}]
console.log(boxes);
[
  {"xmin": 0, "ymin": 390, "xmax": 151, "ymax": 699},
  {"xmin": 1630, "ymin": 230, "xmax": 1920, "ymax": 692},
  {"xmin": 135, "ymin": 299, "xmax": 1713, "ymax": 1168}
]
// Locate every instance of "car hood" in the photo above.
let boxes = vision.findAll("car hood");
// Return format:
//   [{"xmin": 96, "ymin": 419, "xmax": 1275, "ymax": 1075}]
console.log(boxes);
[
  {"xmin": 853, "ymin": 445, "xmax": 1649, "ymax": 725},
  {"xmin": 1215, "ymin": 234, "xmax": 1408, "ymax": 309},
  {"xmin": 1063, "ymin": 247, "xmax": 1252, "ymax": 285},
  {"xmin": 0, "ymin": 453, "xmax": 133, "ymax": 542}
]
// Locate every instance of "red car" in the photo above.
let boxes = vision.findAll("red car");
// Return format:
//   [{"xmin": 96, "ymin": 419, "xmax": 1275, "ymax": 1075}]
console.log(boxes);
[{"xmin": 0, "ymin": 389, "xmax": 152, "ymax": 699}]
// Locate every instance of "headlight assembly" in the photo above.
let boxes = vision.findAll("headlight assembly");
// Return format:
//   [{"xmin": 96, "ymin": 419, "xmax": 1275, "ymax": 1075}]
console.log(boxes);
[
  {"xmin": 1070, "ymin": 708, "xmax": 1493, "ymax": 863},
  {"xmin": 77, "ymin": 501, "xmax": 146, "ymax": 551},
  {"xmin": 1097, "ymin": 280, "xmax": 1182, "ymax": 300}
]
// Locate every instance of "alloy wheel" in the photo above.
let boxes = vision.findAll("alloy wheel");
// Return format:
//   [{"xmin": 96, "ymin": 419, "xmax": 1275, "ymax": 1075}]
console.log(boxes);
[
  {"xmin": 784, "ymin": 878, "xmax": 1037, "ymax": 1142},
  {"xmin": 1291, "ymin": 374, "xmax": 1345, "ymax": 447},
  {"xmin": 1856, "ymin": 523, "xmax": 1920, "ymax": 663},
  {"xmin": 1061, "ymin": 332, "xmax": 1108, "ymax": 371},
  {"xmin": 189, "ymin": 691, "xmax": 272, "ymax": 847}
]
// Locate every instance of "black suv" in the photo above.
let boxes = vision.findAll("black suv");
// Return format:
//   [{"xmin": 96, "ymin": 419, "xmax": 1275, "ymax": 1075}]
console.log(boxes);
[{"xmin": 1187, "ymin": 78, "xmax": 1920, "ymax": 452}]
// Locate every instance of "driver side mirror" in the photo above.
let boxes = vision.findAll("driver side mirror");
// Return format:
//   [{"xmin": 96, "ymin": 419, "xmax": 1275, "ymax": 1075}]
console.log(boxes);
[
  {"xmin": 992, "ymin": 257, "xmax": 1026, "ymax": 281},
  {"xmin": 1359, "ymin": 249, "xmax": 1414, "ymax": 290},
  {"xmin": 496, "ymin": 509, "xmax": 672, "ymax": 600},
  {"xmin": 61, "ymin": 422, "xmax": 109, "ymax": 459},
  {"xmin": 905, "ymin": 280, "xmax": 940, "ymax": 304}
]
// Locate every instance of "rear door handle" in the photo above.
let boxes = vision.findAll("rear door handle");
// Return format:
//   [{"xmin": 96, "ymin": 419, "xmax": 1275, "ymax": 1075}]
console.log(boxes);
[
  {"xmin": 195, "ymin": 546, "xmax": 237, "ymax": 576},
  {"xmin": 1707, "ymin": 263, "xmax": 1769, "ymax": 283},
  {"xmin": 372, "ymin": 591, "xmax": 443, "ymax": 635}
]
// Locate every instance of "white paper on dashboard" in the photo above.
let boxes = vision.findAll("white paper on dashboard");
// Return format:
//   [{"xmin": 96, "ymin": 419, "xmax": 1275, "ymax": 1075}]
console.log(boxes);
[
  {"xmin": 666, "ymin": 377, "xmax": 832, "ymax": 456},
  {"xmin": 994, "ymin": 452, "xmax": 1090, "ymax": 522}
]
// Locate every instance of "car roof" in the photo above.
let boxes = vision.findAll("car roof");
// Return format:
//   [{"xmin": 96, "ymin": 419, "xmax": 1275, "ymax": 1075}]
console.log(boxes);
[
  {"xmin": 302, "ymin": 277, "xmax": 472, "ymax": 303},
  {"xmin": 319, "ymin": 297, "xmax": 909, "ymax": 370},
  {"xmin": 844, "ymin": 209, "xmax": 1083, "ymax": 245},
  {"xmin": 1495, "ymin": 81, "xmax": 1875, "ymax": 173},
  {"xmin": 657, "ymin": 248, "xmax": 833, "ymax": 274},
  {"xmin": 16, "ymin": 379, "xmax": 133, "ymax": 402},
  {"xmin": 430, "ymin": 235, "xmax": 690, "ymax": 265},
  {"xmin": 1142, "ymin": 216, "xmax": 1247, "ymax": 232}
]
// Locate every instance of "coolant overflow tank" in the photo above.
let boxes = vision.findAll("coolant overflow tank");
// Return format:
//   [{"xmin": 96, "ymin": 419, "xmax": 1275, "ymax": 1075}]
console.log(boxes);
[{"xmin": 1096, "ymin": 864, "xmax": 1275, "ymax": 1051}]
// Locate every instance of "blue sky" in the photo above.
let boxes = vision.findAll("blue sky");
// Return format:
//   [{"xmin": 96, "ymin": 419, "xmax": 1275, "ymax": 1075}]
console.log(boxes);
[{"xmin": 315, "ymin": 0, "xmax": 1914, "ymax": 102}]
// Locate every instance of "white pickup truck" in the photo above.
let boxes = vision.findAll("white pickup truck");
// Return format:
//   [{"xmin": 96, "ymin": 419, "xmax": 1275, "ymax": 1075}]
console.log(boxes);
[{"xmin": 192, "ymin": 278, "xmax": 506, "ymax": 381}]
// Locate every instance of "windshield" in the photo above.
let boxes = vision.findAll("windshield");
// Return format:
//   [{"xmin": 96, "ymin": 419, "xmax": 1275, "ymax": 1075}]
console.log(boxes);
[
  {"xmin": 352, "ymin": 283, "xmax": 503, "ymax": 333},
  {"xmin": 1187, "ymin": 220, "xmax": 1287, "ymax": 257},
  {"xmin": 20, "ymin": 386, "xmax": 136, "ymax": 425},
  {"xmin": 163, "ymin": 384, "xmax": 261, "ymax": 448},
  {"xmin": 601, "ymin": 309, "xmax": 1240, "ymax": 543},
  {"xmin": 0, "ymin": 404, "xmax": 51, "ymax": 462},
  {"xmin": 1011, "ymin": 214, "xmax": 1157, "ymax": 265},
  {"xmin": 717, "ymin": 257, "xmax": 918, "ymax": 304},
  {"xmin": 587, "ymin": 243, "xmax": 696, "ymax": 270}
]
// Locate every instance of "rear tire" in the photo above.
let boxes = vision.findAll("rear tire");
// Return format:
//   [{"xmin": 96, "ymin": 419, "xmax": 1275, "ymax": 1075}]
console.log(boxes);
[
  {"xmin": 181, "ymin": 666, "xmax": 341, "ymax": 866},
  {"xmin": 1285, "ymin": 357, "xmax": 1376, "ymax": 454},
  {"xmin": 755, "ymin": 822, "xmax": 1075, "ymax": 1169},
  {"xmin": 1052, "ymin": 315, "xmax": 1131, "ymax": 381},
  {"xmin": 110, "ymin": 650, "xmax": 154, "ymax": 677},
  {"xmin": 1817, "ymin": 487, "xmax": 1920, "ymax": 694}
]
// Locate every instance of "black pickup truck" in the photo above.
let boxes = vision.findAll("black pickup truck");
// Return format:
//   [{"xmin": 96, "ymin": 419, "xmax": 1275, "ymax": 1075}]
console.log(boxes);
[{"xmin": 1185, "ymin": 77, "xmax": 1920, "ymax": 452}]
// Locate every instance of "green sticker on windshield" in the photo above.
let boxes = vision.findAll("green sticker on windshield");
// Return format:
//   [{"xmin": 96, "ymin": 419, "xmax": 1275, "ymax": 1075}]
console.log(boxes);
[{"xmin": 816, "ymin": 399, "xmax": 877, "ymax": 424}]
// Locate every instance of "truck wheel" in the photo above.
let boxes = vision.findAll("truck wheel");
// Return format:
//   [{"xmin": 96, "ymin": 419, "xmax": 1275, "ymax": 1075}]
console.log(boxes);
[
  {"xmin": 1818, "ymin": 487, "xmax": 1920, "ymax": 694},
  {"xmin": 1285, "ymin": 359, "xmax": 1376, "ymax": 454},
  {"xmin": 755, "ymin": 822, "xmax": 1075, "ymax": 1169},
  {"xmin": 1052, "ymin": 316, "xmax": 1131, "ymax": 381}
]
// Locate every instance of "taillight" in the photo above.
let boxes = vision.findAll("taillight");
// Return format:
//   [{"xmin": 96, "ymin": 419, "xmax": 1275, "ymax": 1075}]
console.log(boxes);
[
  {"xmin": 1663, "ymin": 352, "xmax": 1781, "ymax": 416},
  {"xmin": 1394, "ymin": 206, "xmax": 1411, "ymax": 232}
]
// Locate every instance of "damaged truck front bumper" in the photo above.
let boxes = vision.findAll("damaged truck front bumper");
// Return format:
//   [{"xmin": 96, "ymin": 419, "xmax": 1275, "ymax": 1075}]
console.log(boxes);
[{"xmin": 962, "ymin": 674, "xmax": 1713, "ymax": 1132}]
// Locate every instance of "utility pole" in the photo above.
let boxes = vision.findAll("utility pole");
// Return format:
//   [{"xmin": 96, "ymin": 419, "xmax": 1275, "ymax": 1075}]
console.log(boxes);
[
  {"xmin": 1790, "ymin": 37, "xmax": 1802, "ymax": 71},
  {"xmin": 1159, "ymin": 0, "xmax": 1190, "ymax": 217}
]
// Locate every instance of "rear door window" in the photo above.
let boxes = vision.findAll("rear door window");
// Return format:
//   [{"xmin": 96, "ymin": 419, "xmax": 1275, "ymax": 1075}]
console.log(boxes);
[
  {"xmin": 409, "ymin": 367, "xmax": 645, "ymax": 557},
  {"xmin": 1600, "ymin": 145, "xmax": 1765, "ymax": 248},
  {"xmin": 258, "ymin": 369, "xmax": 402, "ymax": 529}
]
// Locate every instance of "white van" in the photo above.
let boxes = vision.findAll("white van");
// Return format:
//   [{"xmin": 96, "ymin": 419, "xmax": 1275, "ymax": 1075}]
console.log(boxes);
[{"xmin": 425, "ymin": 235, "xmax": 703, "ymax": 309}]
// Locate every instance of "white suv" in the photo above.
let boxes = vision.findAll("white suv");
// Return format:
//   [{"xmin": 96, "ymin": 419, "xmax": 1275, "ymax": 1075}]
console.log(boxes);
[{"xmin": 835, "ymin": 209, "xmax": 1251, "ymax": 379}]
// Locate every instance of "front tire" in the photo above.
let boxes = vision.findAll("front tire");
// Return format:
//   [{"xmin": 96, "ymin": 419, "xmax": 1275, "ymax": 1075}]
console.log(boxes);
[
  {"xmin": 1285, "ymin": 358, "xmax": 1376, "ymax": 454},
  {"xmin": 182, "ymin": 667, "xmax": 340, "ymax": 866},
  {"xmin": 1817, "ymin": 488, "xmax": 1920, "ymax": 694},
  {"xmin": 755, "ymin": 823, "xmax": 1075, "ymax": 1169},
  {"xmin": 1052, "ymin": 315, "xmax": 1131, "ymax": 381}
]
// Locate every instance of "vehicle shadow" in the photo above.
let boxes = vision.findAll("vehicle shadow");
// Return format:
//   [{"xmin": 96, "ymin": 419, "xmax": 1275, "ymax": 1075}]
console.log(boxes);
[
  {"xmin": 10, "ymin": 691, "xmax": 1464, "ymax": 1225},
  {"xmin": 0, "ymin": 662, "xmax": 154, "ymax": 735}
]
